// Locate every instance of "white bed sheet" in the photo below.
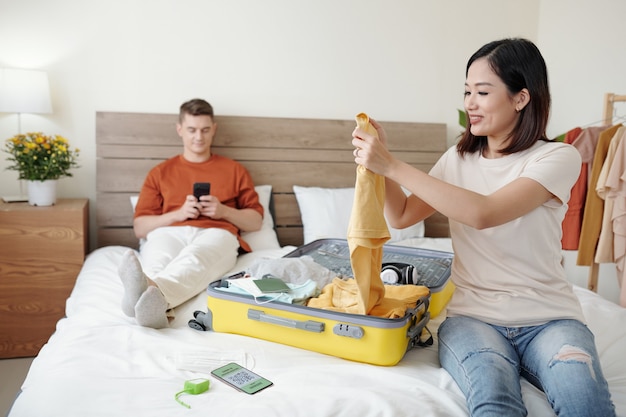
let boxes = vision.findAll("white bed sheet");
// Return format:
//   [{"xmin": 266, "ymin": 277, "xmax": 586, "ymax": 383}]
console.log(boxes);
[{"xmin": 8, "ymin": 239, "xmax": 626, "ymax": 417}]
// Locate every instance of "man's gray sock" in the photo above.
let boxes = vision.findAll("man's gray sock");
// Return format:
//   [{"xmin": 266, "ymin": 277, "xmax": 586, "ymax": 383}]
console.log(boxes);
[
  {"xmin": 119, "ymin": 250, "xmax": 148, "ymax": 317},
  {"xmin": 135, "ymin": 286, "xmax": 169, "ymax": 329}
]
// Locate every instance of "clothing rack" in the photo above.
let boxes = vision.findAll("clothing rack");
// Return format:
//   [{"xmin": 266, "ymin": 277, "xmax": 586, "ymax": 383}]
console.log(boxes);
[
  {"xmin": 587, "ymin": 92, "xmax": 626, "ymax": 292},
  {"xmin": 603, "ymin": 93, "xmax": 626, "ymax": 122}
]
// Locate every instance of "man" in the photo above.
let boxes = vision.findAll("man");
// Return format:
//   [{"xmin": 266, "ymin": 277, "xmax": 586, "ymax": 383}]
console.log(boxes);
[{"xmin": 119, "ymin": 98, "xmax": 263, "ymax": 328}]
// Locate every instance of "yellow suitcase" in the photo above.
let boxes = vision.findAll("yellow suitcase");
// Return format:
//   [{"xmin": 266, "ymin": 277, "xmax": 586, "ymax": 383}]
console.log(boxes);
[
  {"xmin": 197, "ymin": 239, "xmax": 453, "ymax": 366},
  {"xmin": 204, "ymin": 280, "xmax": 431, "ymax": 366}
]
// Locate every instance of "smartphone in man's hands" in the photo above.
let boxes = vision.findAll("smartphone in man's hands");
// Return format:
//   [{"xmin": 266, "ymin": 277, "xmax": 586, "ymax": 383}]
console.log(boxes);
[{"xmin": 193, "ymin": 182, "xmax": 211, "ymax": 201}]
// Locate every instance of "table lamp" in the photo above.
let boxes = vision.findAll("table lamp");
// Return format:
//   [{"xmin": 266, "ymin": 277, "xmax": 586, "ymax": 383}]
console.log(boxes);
[
  {"xmin": 0, "ymin": 68, "xmax": 53, "ymax": 132},
  {"xmin": 0, "ymin": 68, "xmax": 53, "ymax": 201}
]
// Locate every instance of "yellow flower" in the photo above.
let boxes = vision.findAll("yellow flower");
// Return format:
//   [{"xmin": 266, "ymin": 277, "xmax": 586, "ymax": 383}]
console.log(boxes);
[{"xmin": 3, "ymin": 132, "xmax": 80, "ymax": 181}]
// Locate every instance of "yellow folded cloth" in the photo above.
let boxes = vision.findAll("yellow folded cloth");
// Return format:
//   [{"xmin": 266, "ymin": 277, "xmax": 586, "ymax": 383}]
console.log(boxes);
[
  {"xmin": 306, "ymin": 278, "xmax": 430, "ymax": 319},
  {"xmin": 347, "ymin": 113, "xmax": 390, "ymax": 314}
]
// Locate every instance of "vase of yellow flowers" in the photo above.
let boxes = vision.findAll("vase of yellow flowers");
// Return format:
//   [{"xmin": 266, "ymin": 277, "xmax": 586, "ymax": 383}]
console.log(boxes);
[{"xmin": 4, "ymin": 132, "xmax": 80, "ymax": 206}]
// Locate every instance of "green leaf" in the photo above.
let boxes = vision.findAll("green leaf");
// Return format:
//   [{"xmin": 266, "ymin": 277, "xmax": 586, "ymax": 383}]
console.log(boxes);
[{"xmin": 457, "ymin": 109, "xmax": 467, "ymax": 128}]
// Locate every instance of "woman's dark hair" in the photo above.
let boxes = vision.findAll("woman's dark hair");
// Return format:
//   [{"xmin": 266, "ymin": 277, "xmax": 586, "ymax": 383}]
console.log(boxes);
[
  {"xmin": 179, "ymin": 98, "xmax": 214, "ymax": 123},
  {"xmin": 457, "ymin": 38, "xmax": 551, "ymax": 156}
]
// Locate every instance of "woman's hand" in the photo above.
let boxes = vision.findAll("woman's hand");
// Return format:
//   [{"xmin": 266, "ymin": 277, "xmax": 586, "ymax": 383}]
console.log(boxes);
[
  {"xmin": 369, "ymin": 118, "xmax": 388, "ymax": 147},
  {"xmin": 351, "ymin": 117, "xmax": 395, "ymax": 175}
]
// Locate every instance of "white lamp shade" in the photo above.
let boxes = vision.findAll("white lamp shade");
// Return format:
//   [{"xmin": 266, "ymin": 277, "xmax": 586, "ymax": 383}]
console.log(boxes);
[{"xmin": 0, "ymin": 68, "xmax": 52, "ymax": 114}]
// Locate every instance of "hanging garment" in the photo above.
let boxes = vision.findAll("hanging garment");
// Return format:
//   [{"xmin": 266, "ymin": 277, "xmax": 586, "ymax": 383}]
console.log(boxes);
[
  {"xmin": 561, "ymin": 127, "xmax": 583, "ymax": 249},
  {"xmin": 564, "ymin": 126, "xmax": 607, "ymax": 250},
  {"xmin": 603, "ymin": 133, "xmax": 626, "ymax": 306},
  {"xmin": 347, "ymin": 113, "xmax": 390, "ymax": 314},
  {"xmin": 577, "ymin": 124, "xmax": 622, "ymax": 266},
  {"xmin": 595, "ymin": 127, "xmax": 624, "ymax": 263},
  {"xmin": 572, "ymin": 126, "xmax": 609, "ymax": 176}
]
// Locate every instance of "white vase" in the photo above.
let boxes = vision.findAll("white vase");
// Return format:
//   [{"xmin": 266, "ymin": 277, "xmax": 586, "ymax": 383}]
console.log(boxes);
[{"xmin": 27, "ymin": 180, "xmax": 58, "ymax": 206}]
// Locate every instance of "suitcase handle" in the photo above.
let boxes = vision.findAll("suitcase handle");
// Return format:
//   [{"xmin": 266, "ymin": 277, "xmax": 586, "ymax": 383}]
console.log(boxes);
[
  {"xmin": 406, "ymin": 295, "xmax": 430, "ymax": 340},
  {"xmin": 407, "ymin": 310, "xmax": 430, "ymax": 339},
  {"xmin": 248, "ymin": 309, "xmax": 325, "ymax": 333}
]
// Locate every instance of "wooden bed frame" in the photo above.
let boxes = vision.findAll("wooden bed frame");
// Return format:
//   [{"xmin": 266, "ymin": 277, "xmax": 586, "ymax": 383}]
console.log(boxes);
[{"xmin": 96, "ymin": 112, "xmax": 449, "ymax": 249}]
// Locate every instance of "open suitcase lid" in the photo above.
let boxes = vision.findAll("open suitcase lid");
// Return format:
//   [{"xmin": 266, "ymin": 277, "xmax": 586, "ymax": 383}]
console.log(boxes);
[{"xmin": 283, "ymin": 238, "xmax": 454, "ymax": 293}]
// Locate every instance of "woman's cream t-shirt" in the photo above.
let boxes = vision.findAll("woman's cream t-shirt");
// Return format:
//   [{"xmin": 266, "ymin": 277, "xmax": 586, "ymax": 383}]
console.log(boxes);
[{"xmin": 429, "ymin": 141, "xmax": 585, "ymax": 326}]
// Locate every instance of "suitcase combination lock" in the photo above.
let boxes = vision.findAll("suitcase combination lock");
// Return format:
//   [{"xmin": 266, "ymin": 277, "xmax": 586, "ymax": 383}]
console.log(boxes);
[{"xmin": 333, "ymin": 323, "xmax": 364, "ymax": 339}]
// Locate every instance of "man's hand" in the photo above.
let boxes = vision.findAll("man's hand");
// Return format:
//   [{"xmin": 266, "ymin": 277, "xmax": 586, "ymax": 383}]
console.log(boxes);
[
  {"xmin": 178, "ymin": 194, "xmax": 203, "ymax": 221},
  {"xmin": 196, "ymin": 195, "xmax": 223, "ymax": 219},
  {"xmin": 133, "ymin": 194, "xmax": 205, "ymax": 239}
]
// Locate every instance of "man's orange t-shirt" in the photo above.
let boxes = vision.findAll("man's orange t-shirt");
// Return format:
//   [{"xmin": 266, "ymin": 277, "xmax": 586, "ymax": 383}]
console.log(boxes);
[{"xmin": 134, "ymin": 154, "xmax": 263, "ymax": 252}]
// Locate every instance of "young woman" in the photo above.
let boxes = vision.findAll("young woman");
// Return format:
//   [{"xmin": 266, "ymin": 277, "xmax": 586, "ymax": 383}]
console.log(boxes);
[{"xmin": 352, "ymin": 38, "xmax": 615, "ymax": 417}]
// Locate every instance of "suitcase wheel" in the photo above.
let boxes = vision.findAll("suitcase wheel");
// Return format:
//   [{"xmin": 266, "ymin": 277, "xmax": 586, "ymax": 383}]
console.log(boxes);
[
  {"xmin": 188, "ymin": 319, "xmax": 206, "ymax": 331},
  {"xmin": 188, "ymin": 310, "xmax": 210, "ymax": 331}
]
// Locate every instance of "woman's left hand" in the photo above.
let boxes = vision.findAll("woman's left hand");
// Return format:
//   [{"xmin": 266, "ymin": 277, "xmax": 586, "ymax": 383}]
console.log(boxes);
[{"xmin": 351, "ymin": 118, "xmax": 394, "ymax": 175}]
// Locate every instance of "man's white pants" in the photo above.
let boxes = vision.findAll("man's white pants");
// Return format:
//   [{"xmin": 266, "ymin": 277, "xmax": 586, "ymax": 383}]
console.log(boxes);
[{"xmin": 139, "ymin": 226, "xmax": 239, "ymax": 308}]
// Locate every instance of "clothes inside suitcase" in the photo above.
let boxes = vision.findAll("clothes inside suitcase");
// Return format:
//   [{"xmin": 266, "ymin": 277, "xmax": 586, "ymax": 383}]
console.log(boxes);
[
  {"xmin": 198, "ymin": 239, "xmax": 454, "ymax": 366},
  {"xmin": 284, "ymin": 239, "xmax": 455, "ymax": 318}
]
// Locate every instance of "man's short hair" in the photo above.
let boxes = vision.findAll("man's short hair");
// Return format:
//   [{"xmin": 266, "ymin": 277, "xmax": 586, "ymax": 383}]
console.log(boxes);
[{"xmin": 179, "ymin": 99, "xmax": 214, "ymax": 123}]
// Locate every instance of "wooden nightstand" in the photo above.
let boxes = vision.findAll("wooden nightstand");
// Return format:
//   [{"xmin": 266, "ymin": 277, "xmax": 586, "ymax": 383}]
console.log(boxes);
[{"xmin": 0, "ymin": 198, "xmax": 89, "ymax": 358}]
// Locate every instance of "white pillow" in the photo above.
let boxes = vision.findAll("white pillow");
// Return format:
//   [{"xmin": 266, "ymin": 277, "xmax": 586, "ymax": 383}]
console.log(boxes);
[
  {"xmin": 130, "ymin": 195, "xmax": 139, "ymax": 212},
  {"xmin": 130, "ymin": 184, "xmax": 281, "ymax": 251},
  {"xmin": 241, "ymin": 184, "xmax": 281, "ymax": 251},
  {"xmin": 293, "ymin": 185, "xmax": 425, "ymax": 244}
]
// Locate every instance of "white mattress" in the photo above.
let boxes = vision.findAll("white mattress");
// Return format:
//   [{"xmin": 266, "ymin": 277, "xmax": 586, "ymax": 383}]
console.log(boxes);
[{"xmin": 8, "ymin": 239, "xmax": 626, "ymax": 416}]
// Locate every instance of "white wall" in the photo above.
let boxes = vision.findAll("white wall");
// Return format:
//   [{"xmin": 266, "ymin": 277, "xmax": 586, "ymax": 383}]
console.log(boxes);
[
  {"xmin": 539, "ymin": 0, "xmax": 626, "ymax": 137},
  {"xmin": 538, "ymin": 0, "xmax": 626, "ymax": 305},
  {"xmin": 0, "ymin": 0, "xmax": 623, "ymax": 303},
  {"xmin": 0, "ymin": 0, "xmax": 540, "ymax": 197}
]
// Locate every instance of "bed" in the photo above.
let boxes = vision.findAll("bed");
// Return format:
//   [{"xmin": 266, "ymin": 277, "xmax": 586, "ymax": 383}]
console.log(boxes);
[{"xmin": 8, "ymin": 112, "xmax": 626, "ymax": 417}]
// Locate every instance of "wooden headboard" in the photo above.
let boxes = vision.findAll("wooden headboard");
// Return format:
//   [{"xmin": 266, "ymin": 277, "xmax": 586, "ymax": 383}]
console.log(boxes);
[{"xmin": 96, "ymin": 112, "xmax": 449, "ymax": 249}]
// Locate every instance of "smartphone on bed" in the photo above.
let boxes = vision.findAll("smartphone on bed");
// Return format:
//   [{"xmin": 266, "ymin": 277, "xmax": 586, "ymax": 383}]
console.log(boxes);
[
  {"xmin": 211, "ymin": 362, "xmax": 273, "ymax": 394},
  {"xmin": 193, "ymin": 182, "xmax": 211, "ymax": 201}
]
